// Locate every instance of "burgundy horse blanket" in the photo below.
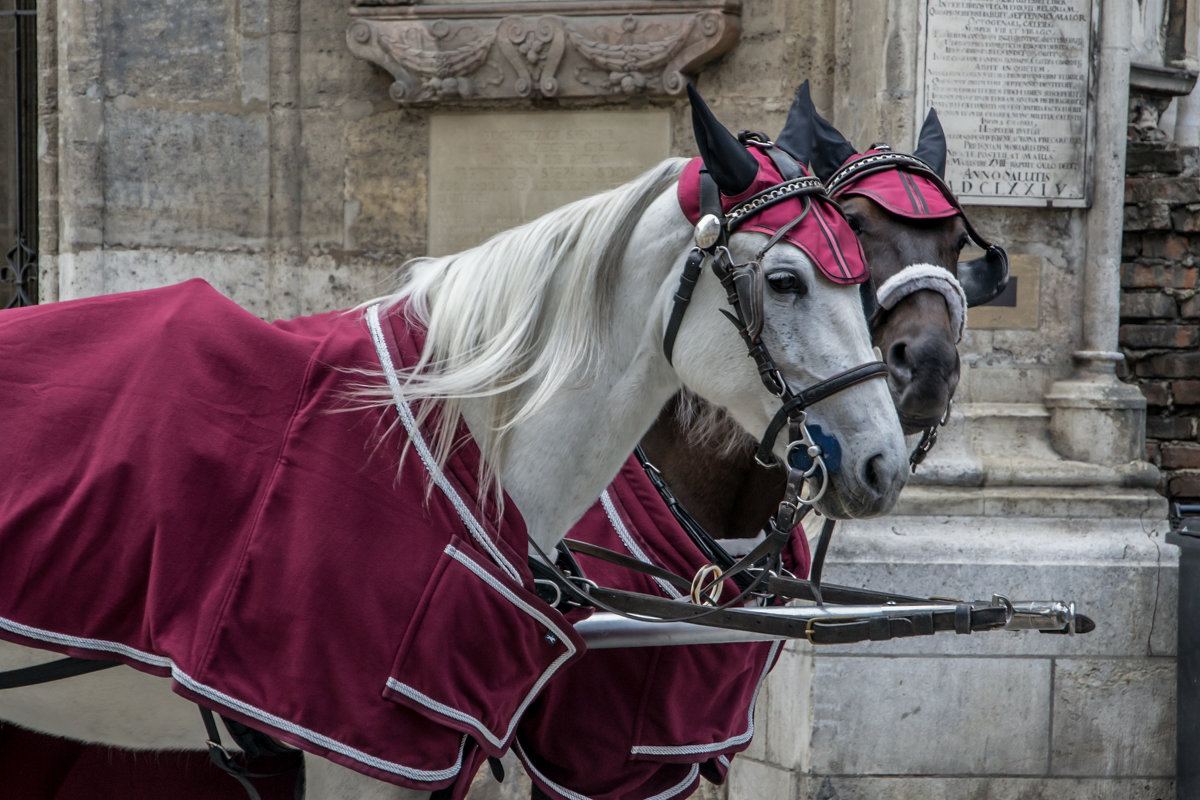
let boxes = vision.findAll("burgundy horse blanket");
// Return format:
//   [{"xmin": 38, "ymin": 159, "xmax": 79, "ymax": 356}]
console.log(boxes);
[
  {"xmin": 0, "ymin": 280, "xmax": 812, "ymax": 799},
  {"xmin": 515, "ymin": 459, "xmax": 810, "ymax": 800},
  {"xmin": 0, "ymin": 280, "xmax": 584, "ymax": 798}
]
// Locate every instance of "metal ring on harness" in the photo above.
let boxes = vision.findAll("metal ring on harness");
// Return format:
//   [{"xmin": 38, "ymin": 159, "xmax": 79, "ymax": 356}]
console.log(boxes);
[{"xmin": 690, "ymin": 564, "xmax": 725, "ymax": 605}]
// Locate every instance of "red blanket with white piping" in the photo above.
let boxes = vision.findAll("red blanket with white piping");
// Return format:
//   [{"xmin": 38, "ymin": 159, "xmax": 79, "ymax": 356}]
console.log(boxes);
[
  {"xmin": 0, "ymin": 280, "xmax": 582, "ymax": 799},
  {"xmin": 515, "ymin": 458, "xmax": 810, "ymax": 800},
  {"xmin": 0, "ymin": 280, "xmax": 810, "ymax": 800}
]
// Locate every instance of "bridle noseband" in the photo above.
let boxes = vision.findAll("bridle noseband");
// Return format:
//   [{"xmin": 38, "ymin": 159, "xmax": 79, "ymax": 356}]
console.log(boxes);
[{"xmin": 826, "ymin": 148, "xmax": 1010, "ymax": 470}]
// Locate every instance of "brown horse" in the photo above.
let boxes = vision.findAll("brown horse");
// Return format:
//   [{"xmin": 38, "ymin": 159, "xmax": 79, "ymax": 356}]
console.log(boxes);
[{"xmin": 640, "ymin": 83, "xmax": 981, "ymax": 541}]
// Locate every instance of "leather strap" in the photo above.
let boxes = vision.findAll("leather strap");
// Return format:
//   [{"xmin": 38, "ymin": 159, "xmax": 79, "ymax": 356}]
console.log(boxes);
[
  {"xmin": 635, "ymin": 446, "xmax": 744, "ymax": 576},
  {"xmin": 0, "ymin": 656, "xmax": 118, "ymax": 689},
  {"xmin": 201, "ymin": 706, "xmax": 304, "ymax": 800},
  {"xmin": 662, "ymin": 248, "xmax": 706, "ymax": 366},
  {"xmin": 806, "ymin": 517, "xmax": 836, "ymax": 605},
  {"xmin": 565, "ymin": 538, "xmax": 694, "ymax": 594},
  {"xmin": 754, "ymin": 360, "xmax": 889, "ymax": 465},
  {"xmin": 763, "ymin": 145, "xmax": 803, "ymax": 181}
]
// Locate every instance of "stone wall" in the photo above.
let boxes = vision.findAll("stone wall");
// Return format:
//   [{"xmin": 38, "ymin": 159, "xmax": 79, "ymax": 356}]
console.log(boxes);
[
  {"xmin": 37, "ymin": 0, "xmax": 841, "ymax": 319},
  {"xmin": 1121, "ymin": 140, "xmax": 1200, "ymax": 507}
]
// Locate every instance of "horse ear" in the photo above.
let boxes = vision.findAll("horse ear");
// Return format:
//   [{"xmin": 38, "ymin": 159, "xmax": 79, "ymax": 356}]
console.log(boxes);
[
  {"xmin": 776, "ymin": 81, "xmax": 856, "ymax": 182},
  {"xmin": 687, "ymin": 84, "xmax": 759, "ymax": 196},
  {"xmin": 914, "ymin": 108, "xmax": 948, "ymax": 178}
]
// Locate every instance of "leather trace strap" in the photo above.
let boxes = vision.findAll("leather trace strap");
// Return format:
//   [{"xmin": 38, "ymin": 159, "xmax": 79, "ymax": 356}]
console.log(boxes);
[
  {"xmin": 0, "ymin": 655, "xmax": 118, "ymax": 689},
  {"xmin": 635, "ymin": 446, "xmax": 746, "ymax": 578}
]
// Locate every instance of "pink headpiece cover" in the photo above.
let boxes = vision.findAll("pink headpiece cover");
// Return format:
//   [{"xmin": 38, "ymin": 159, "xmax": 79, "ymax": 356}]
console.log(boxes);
[
  {"xmin": 676, "ymin": 149, "xmax": 869, "ymax": 285},
  {"xmin": 829, "ymin": 149, "xmax": 958, "ymax": 219}
]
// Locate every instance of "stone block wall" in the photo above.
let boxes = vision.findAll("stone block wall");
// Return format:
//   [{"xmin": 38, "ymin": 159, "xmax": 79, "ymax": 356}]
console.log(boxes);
[
  {"xmin": 37, "ymin": 0, "xmax": 843, "ymax": 321},
  {"xmin": 1121, "ymin": 140, "xmax": 1200, "ymax": 506}
]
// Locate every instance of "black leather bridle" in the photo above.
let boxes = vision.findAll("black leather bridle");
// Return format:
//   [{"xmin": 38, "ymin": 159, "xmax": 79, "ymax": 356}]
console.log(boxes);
[
  {"xmin": 825, "ymin": 149, "xmax": 1010, "ymax": 308},
  {"xmin": 662, "ymin": 139, "xmax": 889, "ymax": 528}
]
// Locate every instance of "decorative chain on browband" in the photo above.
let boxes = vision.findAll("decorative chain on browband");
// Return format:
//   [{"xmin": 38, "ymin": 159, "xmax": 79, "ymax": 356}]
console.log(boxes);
[
  {"xmin": 724, "ymin": 176, "xmax": 825, "ymax": 231},
  {"xmin": 824, "ymin": 151, "xmax": 939, "ymax": 196}
]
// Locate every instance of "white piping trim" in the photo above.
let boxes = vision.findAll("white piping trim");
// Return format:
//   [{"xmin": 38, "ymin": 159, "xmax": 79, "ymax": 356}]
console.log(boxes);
[
  {"xmin": 0, "ymin": 615, "xmax": 173, "ymax": 670},
  {"xmin": 873, "ymin": 262, "xmax": 966, "ymax": 342},
  {"xmin": 630, "ymin": 639, "xmax": 782, "ymax": 757},
  {"xmin": 384, "ymin": 544, "xmax": 579, "ymax": 750},
  {"xmin": 513, "ymin": 740, "xmax": 700, "ymax": 800},
  {"xmin": 366, "ymin": 304, "xmax": 521, "ymax": 582},
  {"xmin": 0, "ymin": 614, "xmax": 467, "ymax": 782},
  {"xmin": 599, "ymin": 490, "xmax": 682, "ymax": 600}
]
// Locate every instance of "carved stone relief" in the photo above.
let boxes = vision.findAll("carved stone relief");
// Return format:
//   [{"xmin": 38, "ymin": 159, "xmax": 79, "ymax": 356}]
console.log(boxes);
[{"xmin": 346, "ymin": 1, "xmax": 741, "ymax": 105}]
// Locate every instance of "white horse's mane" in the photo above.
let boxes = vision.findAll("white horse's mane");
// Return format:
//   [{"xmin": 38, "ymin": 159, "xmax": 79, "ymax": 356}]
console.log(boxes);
[{"xmin": 357, "ymin": 157, "xmax": 687, "ymax": 492}]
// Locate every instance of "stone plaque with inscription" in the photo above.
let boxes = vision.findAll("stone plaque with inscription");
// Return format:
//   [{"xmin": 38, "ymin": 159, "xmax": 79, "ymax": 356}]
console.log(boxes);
[
  {"xmin": 428, "ymin": 109, "xmax": 671, "ymax": 255},
  {"xmin": 919, "ymin": 0, "xmax": 1096, "ymax": 207}
]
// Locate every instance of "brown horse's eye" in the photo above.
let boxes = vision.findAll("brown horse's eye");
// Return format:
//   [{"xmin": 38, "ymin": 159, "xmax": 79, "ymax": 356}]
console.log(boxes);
[
  {"xmin": 956, "ymin": 232, "xmax": 969, "ymax": 252},
  {"xmin": 767, "ymin": 271, "xmax": 806, "ymax": 296},
  {"xmin": 843, "ymin": 214, "xmax": 864, "ymax": 235}
]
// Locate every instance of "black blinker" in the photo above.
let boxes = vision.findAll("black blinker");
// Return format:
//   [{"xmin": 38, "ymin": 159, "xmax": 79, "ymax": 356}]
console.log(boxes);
[
  {"xmin": 860, "ymin": 279, "xmax": 880, "ymax": 322},
  {"xmin": 958, "ymin": 245, "xmax": 1009, "ymax": 307}
]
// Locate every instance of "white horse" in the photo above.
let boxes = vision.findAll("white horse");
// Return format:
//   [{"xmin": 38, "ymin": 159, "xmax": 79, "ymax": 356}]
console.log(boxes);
[{"xmin": 0, "ymin": 91, "xmax": 907, "ymax": 799}]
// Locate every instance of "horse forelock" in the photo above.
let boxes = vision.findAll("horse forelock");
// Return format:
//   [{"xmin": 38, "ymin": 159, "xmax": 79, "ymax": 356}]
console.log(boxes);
[{"xmin": 357, "ymin": 157, "xmax": 688, "ymax": 496}]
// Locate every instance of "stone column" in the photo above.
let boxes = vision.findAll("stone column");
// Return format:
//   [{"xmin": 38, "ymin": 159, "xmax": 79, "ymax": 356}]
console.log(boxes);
[{"xmin": 1044, "ymin": 0, "xmax": 1149, "ymax": 465}]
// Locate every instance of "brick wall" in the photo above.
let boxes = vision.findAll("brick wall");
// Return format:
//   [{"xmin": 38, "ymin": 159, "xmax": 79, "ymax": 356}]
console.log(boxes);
[{"xmin": 1121, "ymin": 141, "xmax": 1200, "ymax": 505}]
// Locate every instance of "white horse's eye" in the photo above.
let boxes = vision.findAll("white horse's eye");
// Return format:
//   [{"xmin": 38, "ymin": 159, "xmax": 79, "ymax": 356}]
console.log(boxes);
[{"xmin": 766, "ymin": 271, "xmax": 806, "ymax": 296}]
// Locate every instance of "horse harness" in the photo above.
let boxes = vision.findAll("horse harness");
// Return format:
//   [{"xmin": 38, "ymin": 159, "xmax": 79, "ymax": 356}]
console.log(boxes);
[
  {"xmin": 534, "ymin": 138, "xmax": 1023, "ymax": 643},
  {"xmin": 825, "ymin": 146, "xmax": 1011, "ymax": 470}
]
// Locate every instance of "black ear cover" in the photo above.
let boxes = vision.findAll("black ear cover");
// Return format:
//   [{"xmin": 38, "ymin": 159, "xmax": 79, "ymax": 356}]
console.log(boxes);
[
  {"xmin": 913, "ymin": 108, "xmax": 948, "ymax": 178},
  {"xmin": 776, "ymin": 81, "xmax": 857, "ymax": 182},
  {"xmin": 688, "ymin": 84, "xmax": 759, "ymax": 195}
]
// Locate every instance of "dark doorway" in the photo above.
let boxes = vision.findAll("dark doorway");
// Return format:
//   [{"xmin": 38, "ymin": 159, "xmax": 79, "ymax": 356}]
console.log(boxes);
[{"xmin": 1, "ymin": 0, "xmax": 37, "ymax": 308}]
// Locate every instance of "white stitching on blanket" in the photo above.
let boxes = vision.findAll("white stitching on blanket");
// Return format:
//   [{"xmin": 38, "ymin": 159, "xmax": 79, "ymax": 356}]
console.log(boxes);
[
  {"xmin": 384, "ymin": 544, "xmax": 578, "ymax": 751},
  {"xmin": 629, "ymin": 639, "xmax": 782, "ymax": 757},
  {"xmin": 366, "ymin": 304, "xmax": 521, "ymax": 582},
  {"xmin": 600, "ymin": 490, "xmax": 683, "ymax": 600},
  {"xmin": 513, "ymin": 740, "xmax": 700, "ymax": 800},
  {"xmin": 0, "ymin": 613, "xmax": 468, "ymax": 781}
]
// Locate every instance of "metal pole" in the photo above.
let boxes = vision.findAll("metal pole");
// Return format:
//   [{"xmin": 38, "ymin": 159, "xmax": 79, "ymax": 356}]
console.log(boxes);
[
  {"xmin": 2, "ymin": 5, "xmax": 36, "ymax": 307},
  {"xmin": 574, "ymin": 600, "xmax": 1083, "ymax": 649}
]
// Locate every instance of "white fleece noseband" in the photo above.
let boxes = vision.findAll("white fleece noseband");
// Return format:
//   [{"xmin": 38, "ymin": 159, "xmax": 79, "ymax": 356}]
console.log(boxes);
[{"xmin": 874, "ymin": 263, "xmax": 967, "ymax": 342}]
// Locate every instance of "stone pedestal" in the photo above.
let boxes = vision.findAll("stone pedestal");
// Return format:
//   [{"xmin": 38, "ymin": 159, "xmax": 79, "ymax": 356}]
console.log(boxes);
[
  {"xmin": 725, "ymin": 492, "xmax": 1176, "ymax": 800},
  {"xmin": 1045, "ymin": 367, "xmax": 1150, "ymax": 466}
]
